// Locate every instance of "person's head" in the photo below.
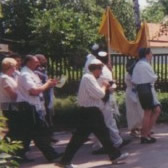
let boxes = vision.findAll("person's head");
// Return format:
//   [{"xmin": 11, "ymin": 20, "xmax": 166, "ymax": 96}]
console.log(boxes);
[
  {"xmin": 91, "ymin": 43, "xmax": 100, "ymax": 56},
  {"xmin": 1, "ymin": 58, "xmax": 17, "ymax": 75},
  {"xmin": 88, "ymin": 59, "xmax": 103, "ymax": 78},
  {"xmin": 9, "ymin": 52, "xmax": 22, "ymax": 70},
  {"xmin": 126, "ymin": 58, "xmax": 137, "ymax": 75},
  {"xmin": 23, "ymin": 55, "xmax": 40, "ymax": 70},
  {"xmin": 138, "ymin": 48, "xmax": 152, "ymax": 61},
  {"xmin": 97, "ymin": 51, "xmax": 108, "ymax": 64},
  {"xmin": 35, "ymin": 54, "xmax": 47, "ymax": 67}
]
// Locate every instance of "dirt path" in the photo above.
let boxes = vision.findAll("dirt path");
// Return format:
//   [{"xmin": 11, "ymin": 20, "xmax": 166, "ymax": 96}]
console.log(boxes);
[{"xmin": 20, "ymin": 123, "xmax": 168, "ymax": 168}]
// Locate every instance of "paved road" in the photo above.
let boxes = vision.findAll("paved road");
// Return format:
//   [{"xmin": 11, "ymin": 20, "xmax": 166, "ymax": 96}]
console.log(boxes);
[{"xmin": 20, "ymin": 123, "xmax": 168, "ymax": 168}]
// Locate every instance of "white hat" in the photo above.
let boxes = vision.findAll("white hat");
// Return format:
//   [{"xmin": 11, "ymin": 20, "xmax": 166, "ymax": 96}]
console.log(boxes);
[
  {"xmin": 91, "ymin": 43, "xmax": 99, "ymax": 51},
  {"xmin": 98, "ymin": 51, "xmax": 107, "ymax": 57},
  {"xmin": 89, "ymin": 59, "xmax": 103, "ymax": 65}
]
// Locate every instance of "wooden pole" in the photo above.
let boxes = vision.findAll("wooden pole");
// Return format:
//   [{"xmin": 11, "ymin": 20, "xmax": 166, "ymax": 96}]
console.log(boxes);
[
  {"xmin": 133, "ymin": 0, "xmax": 141, "ymax": 32},
  {"xmin": 107, "ymin": 6, "xmax": 112, "ymax": 69}
]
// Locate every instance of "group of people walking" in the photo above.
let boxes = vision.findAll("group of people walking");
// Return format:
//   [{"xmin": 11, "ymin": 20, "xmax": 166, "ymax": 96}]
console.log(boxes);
[
  {"xmin": 57, "ymin": 45, "xmax": 161, "ymax": 168},
  {"xmin": 0, "ymin": 54, "xmax": 62, "ymax": 163},
  {"xmin": 0, "ymin": 45, "xmax": 161, "ymax": 168}
]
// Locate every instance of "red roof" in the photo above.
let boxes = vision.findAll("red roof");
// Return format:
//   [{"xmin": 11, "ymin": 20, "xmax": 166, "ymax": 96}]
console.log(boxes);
[{"xmin": 148, "ymin": 23, "xmax": 168, "ymax": 48}]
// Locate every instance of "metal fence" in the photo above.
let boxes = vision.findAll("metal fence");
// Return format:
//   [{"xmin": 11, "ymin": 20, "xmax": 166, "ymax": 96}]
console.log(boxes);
[{"xmin": 48, "ymin": 53, "xmax": 168, "ymax": 94}]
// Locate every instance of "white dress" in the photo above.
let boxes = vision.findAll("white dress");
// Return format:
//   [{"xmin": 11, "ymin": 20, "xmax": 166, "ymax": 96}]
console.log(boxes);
[{"xmin": 125, "ymin": 73, "xmax": 144, "ymax": 130}]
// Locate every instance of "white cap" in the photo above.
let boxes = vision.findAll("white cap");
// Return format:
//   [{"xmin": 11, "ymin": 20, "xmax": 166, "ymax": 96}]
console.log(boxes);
[
  {"xmin": 91, "ymin": 43, "xmax": 99, "ymax": 51},
  {"xmin": 98, "ymin": 51, "xmax": 107, "ymax": 57},
  {"xmin": 89, "ymin": 59, "xmax": 103, "ymax": 65}
]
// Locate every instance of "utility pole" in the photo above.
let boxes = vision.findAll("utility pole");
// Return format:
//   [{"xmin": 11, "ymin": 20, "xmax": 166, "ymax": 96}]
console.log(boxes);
[{"xmin": 133, "ymin": 0, "xmax": 141, "ymax": 32}]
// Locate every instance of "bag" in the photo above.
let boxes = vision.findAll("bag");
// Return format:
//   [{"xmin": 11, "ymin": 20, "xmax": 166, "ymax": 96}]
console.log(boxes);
[{"xmin": 136, "ymin": 83, "xmax": 153, "ymax": 110}]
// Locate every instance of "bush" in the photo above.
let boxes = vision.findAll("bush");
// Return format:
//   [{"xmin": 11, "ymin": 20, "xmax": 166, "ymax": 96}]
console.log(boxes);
[
  {"xmin": 53, "ymin": 96, "xmax": 80, "ymax": 130},
  {"xmin": 157, "ymin": 92, "xmax": 168, "ymax": 122},
  {"xmin": 115, "ymin": 91, "xmax": 168, "ymax": 127},
  {"xmin": 0, "ymin": 116, "xmax": 22, "ymax": 168},
  {"xmin": 53, "ymin": 92, "xmax": 168, "ymax": 130}
]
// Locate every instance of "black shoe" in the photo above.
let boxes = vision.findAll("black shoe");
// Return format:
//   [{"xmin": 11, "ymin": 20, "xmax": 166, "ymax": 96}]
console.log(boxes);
[
  {"xmin": 119, "ymin": 139, "xmax": 131, "ymax": 148},
  {"xmin": 51, "ymin": 138, "xmax": 59, "ymax": 143},
  {"xmin": 111, "ymin": 153, "xmax": 129, "ymax": 164},
  {"xmin": 84, "ymin": 137, "xmax": 91, "ymax": 143},
  {"xmin": 92, "ymin": 147, "xmax": 106, "ymax": 155},
  {"xmin": 141, "ymin": 137, "xmax": 156, "ymax": 144},
  {"xmin": 48, "ymin": 152, "xmax": 64, "ymax": 162},
  {"xmin": 15, "ymin": 156, "xmax": 34, "ymax": 164},
  {"xmin": 55, "ymin": 161, "xmax": 77, "ymax": 168},
  {"xmin": 149, "ymin": 137, "xmax": 156, "ymax": 142}
]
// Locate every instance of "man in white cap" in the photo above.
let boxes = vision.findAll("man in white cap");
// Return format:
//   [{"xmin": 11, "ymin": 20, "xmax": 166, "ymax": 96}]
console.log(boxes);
[
  {"xmin": 93, "ymin": 51, "xmax": 123, "ymax": 154},
  {"xmin": 56, "ymin": 59, "xmax": 128, "ymax": 168},
  {"xmin": 89, "ymin": 51, "xmax": 130, "ymax": 154}
]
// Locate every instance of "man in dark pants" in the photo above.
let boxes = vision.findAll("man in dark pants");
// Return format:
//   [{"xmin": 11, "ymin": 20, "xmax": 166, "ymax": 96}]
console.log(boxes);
[
  {"xmin": 34, "ymin": 54, "xmax": 54, "ymax": 127},
  {"xmin": 56, "ymin": 59, "xmax": 128, "ymax": 168},
  {"xmin": 17, "ymin": 55, "xmax": 62, "ymax": 162}
]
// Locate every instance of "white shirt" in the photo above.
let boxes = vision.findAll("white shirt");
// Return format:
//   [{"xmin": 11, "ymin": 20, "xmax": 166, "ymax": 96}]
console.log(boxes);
[
  {"xmin": 0, "ymin": 73, "xmax": 17, "ymax": 103},
  {"xmin": 0, "ymin": 73, "xmax": 18, "ymax": 110},
  {"xmin": 77, "ymin": 73, "xmax": 105, "ymax": 110},
  {"xmin": 17, "ymin": 66, "xmax": 45, "ymax": 112},
  {"xmin": 13, "ymin": 70, "xmax": 21, "ymax": 81},
  {"xmin": 132, "ymin": 59, "xmax": 157, "ymax": 84},
  {"xmin": 98, "ymin": 65, "xmax": 113, "ymax": 86}
]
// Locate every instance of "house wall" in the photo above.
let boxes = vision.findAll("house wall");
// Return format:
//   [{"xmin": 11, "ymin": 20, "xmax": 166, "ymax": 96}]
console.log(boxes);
[{"xmin": 151, "ymin": 47, "xmax": 168, "ymax": 54}]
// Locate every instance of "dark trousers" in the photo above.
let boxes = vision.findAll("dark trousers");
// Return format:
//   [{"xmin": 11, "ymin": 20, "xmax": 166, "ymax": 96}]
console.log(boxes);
[
  {"xmin": 60, "ymin": 107, "xmax": 121, "ymax": 164},
  {"xmin": 14, "ymin": 102, "xmax": 58, "ymax": 161},
  {"xmin": 3, "ymin": 108, "xmax": 31, "ymax": 157}
]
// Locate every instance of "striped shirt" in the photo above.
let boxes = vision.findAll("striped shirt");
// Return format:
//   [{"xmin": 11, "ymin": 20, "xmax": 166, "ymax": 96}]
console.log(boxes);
[{"xmin": 77, "ymin": 73, "xmax": 105, "ymax": 110}]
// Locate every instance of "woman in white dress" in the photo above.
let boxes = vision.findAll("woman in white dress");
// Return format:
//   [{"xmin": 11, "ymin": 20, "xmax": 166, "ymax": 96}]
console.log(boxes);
[
  {"xmin": 125, "ymin": 59, "xmax": 144, "ymax": 136},
  {"xmin": 132, "ymin": 48, "xmax": 161, "ymax": 144}
]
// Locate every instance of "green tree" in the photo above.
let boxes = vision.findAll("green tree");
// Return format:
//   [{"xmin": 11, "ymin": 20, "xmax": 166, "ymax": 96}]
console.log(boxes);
[
  {"xmin": 29, "ymin": 0, "xmax": 101, "ymax": 58},
  {"xmin": 141, "ymin": 0, "xmax": 167, "ymax": 23},
  {"xmin": 109, "ymin": 0, "xmax": 136, "ymax": 40},
  {"xmin": 1, "ymin": 0, "xmax": 136, "ymax": 58},
  {"xmin": 0, "ymin": 0, "xmax": 34, "ymax": 53}
]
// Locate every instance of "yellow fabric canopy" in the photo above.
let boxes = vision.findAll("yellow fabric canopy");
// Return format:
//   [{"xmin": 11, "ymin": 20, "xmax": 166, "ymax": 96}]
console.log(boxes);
[{"xmin": 99, "ymin": 8, "xmax": 149, "ymax": 57}]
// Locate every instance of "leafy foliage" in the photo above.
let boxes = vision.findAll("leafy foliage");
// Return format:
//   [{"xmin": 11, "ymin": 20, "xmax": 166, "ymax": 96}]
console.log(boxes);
[
  {"xmin": 29, "ymin": 1, "xmax": 100, "ymax": 57},
  {"xmin": 0, "ymin": 116, "xmax": 22, "ymax": 168},
  {"xmin": 1, "ymin": 0, "xmax": 136, "ymax": 59},
  {"xmin": 141, "ymin": 0, "xmax": 167, "ymax": 23},
  {"xmin": 52, "ymin": 92, "xmax": 168, "ymax": 129}
]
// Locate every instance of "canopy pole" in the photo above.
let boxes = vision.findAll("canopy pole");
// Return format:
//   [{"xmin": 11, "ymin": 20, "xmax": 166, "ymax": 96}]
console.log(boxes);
[{"xmin": 106, "ymin": 6, "xmax": 112, "ymax": 69}]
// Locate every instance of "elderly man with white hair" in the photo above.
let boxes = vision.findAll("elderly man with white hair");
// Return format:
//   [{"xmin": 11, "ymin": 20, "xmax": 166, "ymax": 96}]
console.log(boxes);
[{"xmin": 56, "ymin": 59, "xmax": 128, "ymax": 168}]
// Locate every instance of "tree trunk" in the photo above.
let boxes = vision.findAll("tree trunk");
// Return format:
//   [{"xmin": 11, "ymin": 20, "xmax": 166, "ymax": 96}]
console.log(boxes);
[{"xmin": 133, "ymin": 0, "xmax": 141, "ymax": 32}]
